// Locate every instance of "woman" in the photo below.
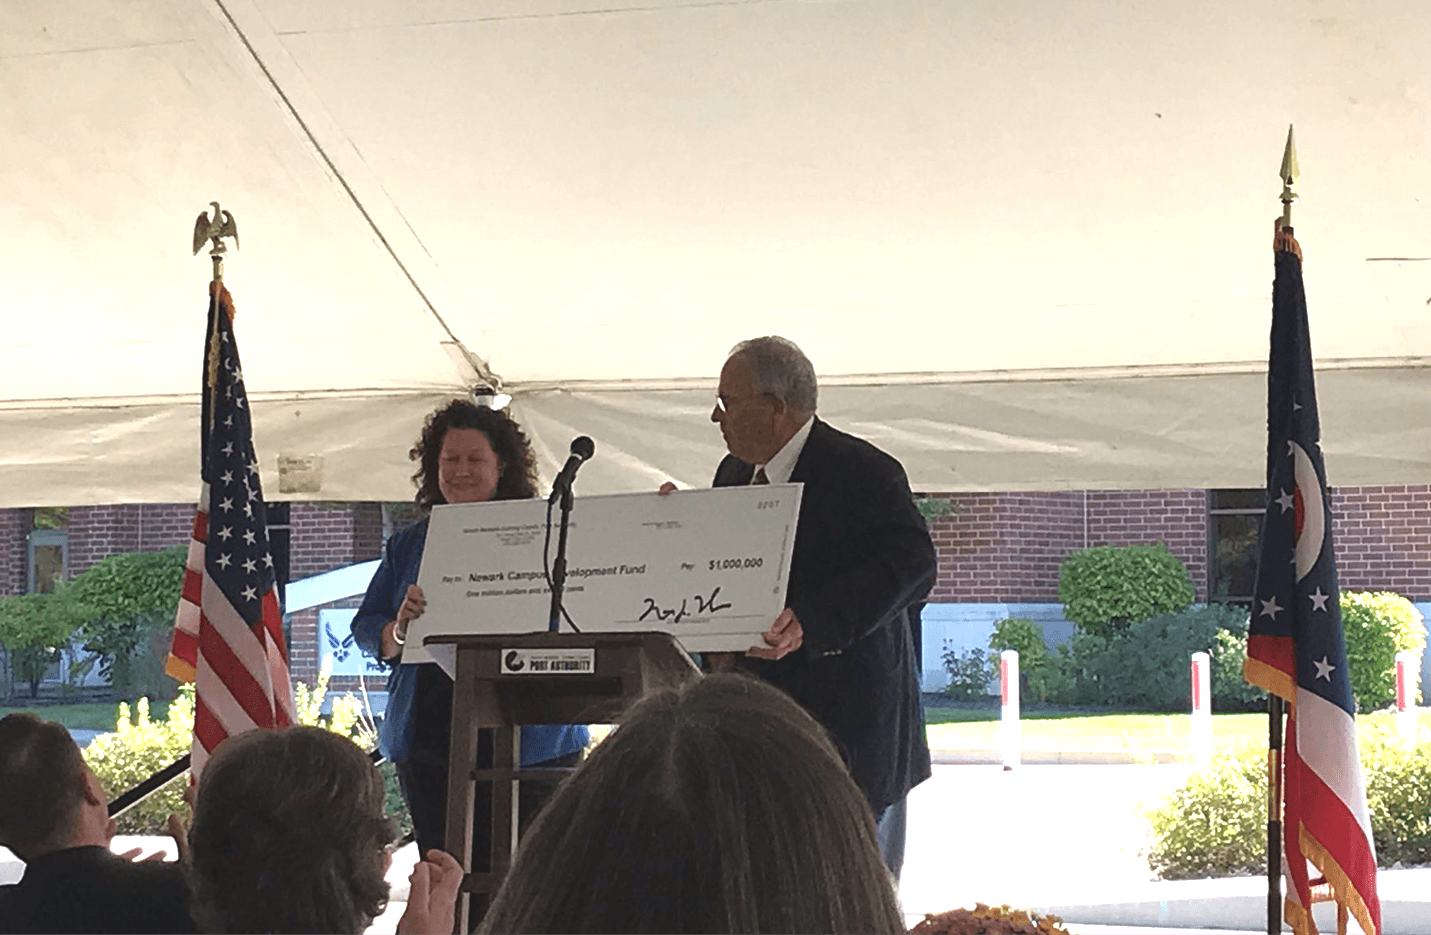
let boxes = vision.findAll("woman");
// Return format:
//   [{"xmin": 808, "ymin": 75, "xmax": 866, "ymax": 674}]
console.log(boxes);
[
  {"xmin": 351, "ymin": 399, "xmax": 589, "ymax": 860},
  {"xmin": 477, "ymin": 673, "xmax": 907, "ymax": 934},
  {"xmin": 186, "ymin": 726, "xmax": 462, "ymax": 935}
]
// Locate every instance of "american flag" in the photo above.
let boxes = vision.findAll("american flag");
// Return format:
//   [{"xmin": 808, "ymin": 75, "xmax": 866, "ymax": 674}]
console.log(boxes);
[
  {"xmin": 1245, "ymin": 229, "xmax": 1380, "ymax": 935},
  {"xmin": 165, "ymin": 280, "xmax": 294, "ymax": 776}
]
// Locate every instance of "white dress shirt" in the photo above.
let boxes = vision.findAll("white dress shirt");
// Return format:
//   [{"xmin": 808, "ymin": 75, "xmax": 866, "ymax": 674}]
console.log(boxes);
[{"xmin": 756, "ymin": 417, "xmax": 814, "ymax": 485}]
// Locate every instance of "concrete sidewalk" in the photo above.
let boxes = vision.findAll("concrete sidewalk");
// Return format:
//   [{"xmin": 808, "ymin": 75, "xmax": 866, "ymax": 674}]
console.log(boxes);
[
  {"xmin": 1030, "ymin": 869, "xmax": 1430, "ymax": 934},
  {"xmin": 933, "ymin": 748, "xmax": 1184, "ymax": 766},
  {"xmin": 900, "ymin": 761, "xmax": 1427, "ymax": 934}
]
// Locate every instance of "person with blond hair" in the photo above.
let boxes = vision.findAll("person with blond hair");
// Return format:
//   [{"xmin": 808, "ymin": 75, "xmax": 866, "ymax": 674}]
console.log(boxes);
[{"xmin": 478, "ymin": 674, "xmax": 907, "ymax": 934}]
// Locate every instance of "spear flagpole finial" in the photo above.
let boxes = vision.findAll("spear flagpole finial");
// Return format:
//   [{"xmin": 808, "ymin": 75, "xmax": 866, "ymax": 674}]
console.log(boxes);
[{"xmin": 1279, "ymin": 125, "xmax": 1299, "ymax": 231}]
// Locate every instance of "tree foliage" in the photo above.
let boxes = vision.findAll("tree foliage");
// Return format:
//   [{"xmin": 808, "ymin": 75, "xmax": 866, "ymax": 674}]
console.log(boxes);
[
  {"xmin": 0, "ymin": 588, "xmax": 98, "ymax": 698},
  {"xmin": 66, "ymin": 547, "xmax": 186, "ymax": 698},
  {"xmin": 66, "ymin": 547, "xmax": 187, "ymax": 636}
]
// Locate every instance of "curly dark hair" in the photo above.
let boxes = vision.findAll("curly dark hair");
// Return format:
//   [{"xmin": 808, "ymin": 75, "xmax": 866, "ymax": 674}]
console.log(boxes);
[
  {"xmin": 410, "ymin": 399, "xmax": 538, "ymax": 513},
  {"xmin": 187, "ymin": 726, "xmax": 397, "ymax": 934}
]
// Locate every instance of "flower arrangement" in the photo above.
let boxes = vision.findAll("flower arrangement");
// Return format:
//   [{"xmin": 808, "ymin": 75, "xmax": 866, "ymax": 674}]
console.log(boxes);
[{"xmin": 909, "ymin": 903, "xmax": 1070, "ymax": 935}]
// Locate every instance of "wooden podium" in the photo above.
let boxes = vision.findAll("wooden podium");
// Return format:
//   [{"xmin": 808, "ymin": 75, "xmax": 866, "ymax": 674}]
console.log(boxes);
[{"xmin": 424, "ymin": 630, "xmax": 700, "ymax": 932}]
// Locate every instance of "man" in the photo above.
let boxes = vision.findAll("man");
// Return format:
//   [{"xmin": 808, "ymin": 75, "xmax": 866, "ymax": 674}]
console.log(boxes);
[
  {"xmin": 0, "ymin": 713, "xmax": 195, "ymax": 934},
  {"xmin": 706, "ymin": 335, "xmax": 936, "ymax": 878}
]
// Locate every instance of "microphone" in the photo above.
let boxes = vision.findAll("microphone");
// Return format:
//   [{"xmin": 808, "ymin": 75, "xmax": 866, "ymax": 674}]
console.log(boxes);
[{"xmin": 548, "ymin": 436, "xmax": 595, "ymax": 503}]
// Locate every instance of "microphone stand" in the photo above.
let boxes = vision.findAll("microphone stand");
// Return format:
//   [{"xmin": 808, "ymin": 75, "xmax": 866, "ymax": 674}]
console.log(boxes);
[{"xmin": 548, "ymin": 479, "xmax": 574, "ymax": 632}]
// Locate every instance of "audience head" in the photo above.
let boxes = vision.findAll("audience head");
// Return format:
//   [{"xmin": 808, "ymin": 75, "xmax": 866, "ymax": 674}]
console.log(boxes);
[
  {"xmin": 0, "ymin": 712, "xmax": 108, "ymax": 859},
  {"xmin": 186, "ymin": 726, "xmax": 396, "ymax": 934},
  {"xmin": 479, "ymin": 673, "xmax": 905, "ymax": 934},
  {"xmin": 714, "ymin": 336, "xmax": 818, "ymax": 464},
  {"xmin": 410, "ymin": 398, "xmax": 538, "ymax": 512}
]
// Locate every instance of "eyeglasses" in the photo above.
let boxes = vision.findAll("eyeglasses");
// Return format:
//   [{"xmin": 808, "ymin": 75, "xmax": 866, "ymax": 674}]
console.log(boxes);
[{"xmin": 714, "ymin": 392, "xmax": 776, "ymax": 413}]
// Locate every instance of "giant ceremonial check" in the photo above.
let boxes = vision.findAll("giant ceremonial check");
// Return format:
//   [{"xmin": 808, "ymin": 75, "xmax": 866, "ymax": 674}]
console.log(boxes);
[{"xmin": 402, "ymin": 484, "xmax": 802, "ymax": 667}]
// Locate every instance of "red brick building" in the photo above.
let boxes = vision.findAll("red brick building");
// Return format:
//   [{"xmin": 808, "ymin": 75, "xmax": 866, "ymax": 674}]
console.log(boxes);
[
  {"xmin": 923, "ymin": 486, "xmax": 1431, "ymax": 604},
  {"xmin": 3, "ymin": 486, "xmax": 1429, "ymax": 694}
]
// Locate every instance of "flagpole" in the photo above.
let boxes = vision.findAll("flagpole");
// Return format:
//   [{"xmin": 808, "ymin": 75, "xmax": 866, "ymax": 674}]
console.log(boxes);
[
  {"xmin": 1268, "ymin": 693, "xmax": 1284, "ymax": 934},
  {"xmin": 192, "ymin": 202, "xmax": 239, "ymax": 426},
  {"xmin": 1265, "ymin": 125, "xmax": 1298, "ymax": 935}
]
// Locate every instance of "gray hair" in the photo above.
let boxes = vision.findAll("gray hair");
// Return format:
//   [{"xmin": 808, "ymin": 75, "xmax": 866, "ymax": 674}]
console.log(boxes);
[{"xmin": 729, "ymin": 336, "xmax": 818, "ymax": 415}]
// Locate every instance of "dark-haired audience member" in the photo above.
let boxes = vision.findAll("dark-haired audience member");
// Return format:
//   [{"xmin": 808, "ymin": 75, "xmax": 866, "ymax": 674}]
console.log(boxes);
[
  {"xmin": 478, "ymin": 673, "xmax": 907, "ymax": 934},
  {"xmin": 351, "ymin": 398, "xmax": 588, "ymax": 860},
  {"xmin": 0, "ymin": 712, "xmax": 196, "ymax": 934},
  {"xmin": 185, "ymin": 725, "xmax": 461, "ymax": 935}
]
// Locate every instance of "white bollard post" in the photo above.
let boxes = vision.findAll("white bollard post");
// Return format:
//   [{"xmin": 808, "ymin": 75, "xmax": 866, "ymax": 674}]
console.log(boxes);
[
  {"xmin": 1395, "ymin": 651, "xmax": 1418, "ymax": 741},
  {"xmin": 1190, "ymin": 651, "xmax": 1212, "ymax": 768},
  {"xmin": 1000, "ymin": 649, "xmax": 1020, "ymax": 771}
]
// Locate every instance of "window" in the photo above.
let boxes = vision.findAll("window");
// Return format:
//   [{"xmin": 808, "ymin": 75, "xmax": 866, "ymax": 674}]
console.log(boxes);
[
  {"xmin": 1207, "ymin": 489, "xmax": 1265, "ymax": 605},
  {"xmin": 28, "ymin": 528, "xmax": 67, "ymax": 594}
]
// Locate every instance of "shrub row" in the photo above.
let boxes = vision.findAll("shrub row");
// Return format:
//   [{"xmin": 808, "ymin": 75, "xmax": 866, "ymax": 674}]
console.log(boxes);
[
  {"xmin": 973, "ymin": 604, "xmax": 1260, "ymax": 712},
  {"xmin": 1051, "ymin": 544, "xmax": 1425, "ymax": 713},
  {"xmin": 1145, "ymin": 715, "xmax": 1431, "ymax": 877},
  {"xmin": 86, "ymin": 667, "xmax": 407, "ymax": 836}
]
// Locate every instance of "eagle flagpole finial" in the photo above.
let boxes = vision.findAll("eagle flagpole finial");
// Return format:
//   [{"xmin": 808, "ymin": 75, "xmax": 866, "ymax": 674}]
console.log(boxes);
[{"xmin": 192, "ymin": 201, "xmax": 240, "ymax": 282}]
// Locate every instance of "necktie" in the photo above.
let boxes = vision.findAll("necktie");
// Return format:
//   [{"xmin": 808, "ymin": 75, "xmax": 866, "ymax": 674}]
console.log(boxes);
[{"xmin": 752, "ymin": 467, "xmax": 769, "ymax": 485}]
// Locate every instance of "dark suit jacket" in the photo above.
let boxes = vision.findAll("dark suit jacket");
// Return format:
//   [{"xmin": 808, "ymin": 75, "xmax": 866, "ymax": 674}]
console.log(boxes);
[
  {"xmin": 0, "ymin": 846, "xmax": 196, "ymax": 934},
  {"xmin": 715, "ymin": 417, "xmax": 936, "ymax": 814}
]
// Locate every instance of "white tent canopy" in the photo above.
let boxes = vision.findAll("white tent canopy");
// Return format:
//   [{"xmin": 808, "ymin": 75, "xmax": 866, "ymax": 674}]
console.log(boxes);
[{"xmin": 5, "ymin": 1, "xmax": 1430, "ymax": 507}]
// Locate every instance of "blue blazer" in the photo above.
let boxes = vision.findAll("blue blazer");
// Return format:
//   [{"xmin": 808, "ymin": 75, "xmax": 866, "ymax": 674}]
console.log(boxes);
[
  {"xmin": 715, "ymin": 418, "xmax": 935, "ymax": 814},
  {"xmin": 351, "ymin": 519, "xmax": 588, "ymax": 765}
]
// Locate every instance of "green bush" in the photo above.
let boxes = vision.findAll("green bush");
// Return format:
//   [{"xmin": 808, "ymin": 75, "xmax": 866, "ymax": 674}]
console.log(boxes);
[
  {"xmin": 1341, "ymin": 592, "xmax": 1426, "ymax": 712},
  {"xmin": 88, "ymin": 663, "xmax": 390, "ymax": 834},
  {"xmin": 940, "ymin": 643, "xmax": 992, "ymax": 700},
  {"xmin": 1362, "ymin": 720, "xmax": 1431, "ymax": 865},
  {"xmin": 1046, "ymin": 630, "xmax": 1109, "ymax": 706},
  {"xmin": 988, "ymin": 618, "xmax": 1054, "ymax": 702},
  {"xmin": 1058, "ymin": 543, "xmax": 1196, "ymax": 637},
  {"xmin": 1192, "ymin": 602, "xmax": 1267, "ymax": 713},
  {"xmin": 1042, "ymin": 604, "xmax": 1251, "ymax": 711},
  {"xmin": 1210, "ymin": 623, "xmax": 1267, "ymax": 713},
  {"xmin": 1144, "ymin": 742, "xmax": 1267, "ymax": 879},
  {"xmin": 1104, "ymin": 609, "xmax": 1217, "ymax": 710},
  {"xmin": 1145, "ymin": 714, "xmax": 1431, "ymax": 878},
  {"xmin": 378, "ymin": 760, "xmax": 414, "ymax": 843},
  {"xmin": 86, "ymin": 690, "xmax": 194, "ymax": 834}
]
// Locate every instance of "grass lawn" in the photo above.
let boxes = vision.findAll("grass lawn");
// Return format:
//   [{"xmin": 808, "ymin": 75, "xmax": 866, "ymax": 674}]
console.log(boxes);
[
  {"xmin": 0, "ymin": 699, "xmax": 171, "ymax": 733},
  {"xmin": 926, "ymin": 710, "xmax": 1263, "ymax": 755},
  {"xmin": 924, "ymin": 707, "xmax": 1427, "ymax": 756}
]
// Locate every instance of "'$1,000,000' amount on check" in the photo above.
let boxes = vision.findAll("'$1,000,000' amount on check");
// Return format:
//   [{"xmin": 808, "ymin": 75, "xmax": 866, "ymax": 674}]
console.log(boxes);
[{"xmin": 708, "ymin": 557, "xmax": 764, "ymax": 571}]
